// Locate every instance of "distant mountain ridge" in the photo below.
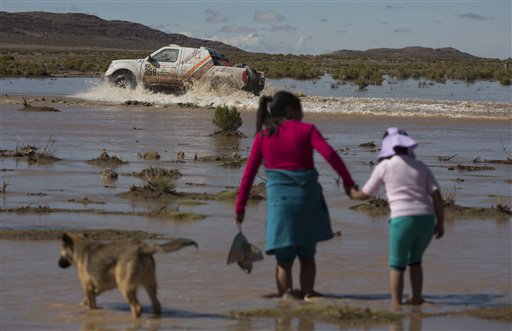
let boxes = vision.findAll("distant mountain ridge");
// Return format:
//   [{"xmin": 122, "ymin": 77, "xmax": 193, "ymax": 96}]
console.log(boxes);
[
  {"xmin": 327, "ymin": 46, "xmax": 478, "ymax": 58},
  {"xmin": 1, "ymin": 11, "xmax": 480, "ymax": 59},
  {"xmin": 0, "ymin": 11, "xmax": 242, "ymax": 52}
]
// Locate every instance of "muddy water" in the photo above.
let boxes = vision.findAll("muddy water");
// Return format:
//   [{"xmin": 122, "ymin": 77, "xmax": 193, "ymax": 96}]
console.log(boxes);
[{"xmin": 1, "ymin": 101, "xmax": 511, "ymax": 331}]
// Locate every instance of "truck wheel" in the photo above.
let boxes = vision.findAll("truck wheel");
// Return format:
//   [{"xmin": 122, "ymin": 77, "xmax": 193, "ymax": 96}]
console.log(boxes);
[
  {"xmin": 111, "ymin": 72, "xmax": 136, "ymax": 89},
  {"xmin": 245, "ymin": 66, "xmax": 264, "ymax": 96}
]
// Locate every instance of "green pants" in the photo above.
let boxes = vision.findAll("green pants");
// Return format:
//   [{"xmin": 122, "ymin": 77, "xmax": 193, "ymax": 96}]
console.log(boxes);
[{"xmin": 388, "ymin": 215, "xmax": 435, "ymax": 271}]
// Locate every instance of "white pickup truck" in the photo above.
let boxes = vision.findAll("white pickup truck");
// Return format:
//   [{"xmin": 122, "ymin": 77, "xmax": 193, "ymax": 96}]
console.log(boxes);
[{"xmin": 105, "ymin": 44, "xmax": 264, "ymax": 95}]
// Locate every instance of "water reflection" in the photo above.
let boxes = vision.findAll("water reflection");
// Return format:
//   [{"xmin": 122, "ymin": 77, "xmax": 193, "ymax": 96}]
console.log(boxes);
[
  {"xmin": 274, "ymin": 315, "xmax": 316, "ymax": 331},
  {"xmin": 389, "ymin": 307, "xmax": 423, "ymax": 331},
  {"xmin": 81, "ymin": 305, "xmax": 228, "ymax": 331},
  {"xmin": 211, "ymin": 134, "xmax": 243, "ymax": 159}
]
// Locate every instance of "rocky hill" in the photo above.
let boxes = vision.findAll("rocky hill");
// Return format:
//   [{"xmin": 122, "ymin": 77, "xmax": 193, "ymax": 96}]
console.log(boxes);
[
  {"xmin": 327, "ymin": 46, "xmax": 478, "ymax": 58},
  {"xmin": 1, "ymin": 11, "xmax": 480, "ymax": 59},
  {"xmin": 0, "ymin": 11, "xmax": 242, "ymax": 52}
]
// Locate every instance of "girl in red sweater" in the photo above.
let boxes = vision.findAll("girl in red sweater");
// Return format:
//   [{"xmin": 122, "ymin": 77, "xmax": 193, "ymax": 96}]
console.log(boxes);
[{"xmin": 235, "ymin": 91, "xmax": 356, "ymax": 300}]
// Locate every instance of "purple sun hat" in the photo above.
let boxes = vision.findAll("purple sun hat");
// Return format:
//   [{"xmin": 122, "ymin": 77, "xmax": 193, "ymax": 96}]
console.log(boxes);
[{"xmin": 377, "ymin": 127, "xmax": 417, "ymax": 160}]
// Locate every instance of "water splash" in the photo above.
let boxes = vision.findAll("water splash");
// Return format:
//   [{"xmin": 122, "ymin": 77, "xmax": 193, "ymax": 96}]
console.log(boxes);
[
  {"xmin": 75, "ymin": 79, "xmax": 273, "ymax": 110},
  {"xmin": 74, "ymin": 79, "xmax": 511, "ymax": 119}
]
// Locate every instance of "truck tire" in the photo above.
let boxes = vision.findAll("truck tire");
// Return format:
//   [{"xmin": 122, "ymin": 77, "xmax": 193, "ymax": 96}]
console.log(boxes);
[
  {"xmin": 111, "ymin": 71, "xmax": 137, "ymax": 89},
  {"xmin": 244, "ymin": 66, "xmax": 264, "ymax": 96}
]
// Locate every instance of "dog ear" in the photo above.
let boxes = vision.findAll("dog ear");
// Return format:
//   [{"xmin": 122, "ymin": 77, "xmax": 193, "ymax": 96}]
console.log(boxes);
[{"xmin": 61, "ymin": 233, "xmax": 74, "ymax": 248}]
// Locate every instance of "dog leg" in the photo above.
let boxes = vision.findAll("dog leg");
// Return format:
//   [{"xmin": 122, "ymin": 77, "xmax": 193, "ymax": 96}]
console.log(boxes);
[
  {"xmin": 85, "ymin": 285, "xmax": 97, "ymax": 310},
  {"xmin": 121, "ymin": 287, "xmax": 142, "ymax": 318},
  {"xmin": 144, "ymin": 282, "xmax": 161, "ymax": 315}
]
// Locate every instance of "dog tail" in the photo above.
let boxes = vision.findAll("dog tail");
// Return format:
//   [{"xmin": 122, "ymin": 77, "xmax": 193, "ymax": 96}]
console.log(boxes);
[{"xmin": 143, "ymin": 238, "xmax": 198, "ymax": 254}]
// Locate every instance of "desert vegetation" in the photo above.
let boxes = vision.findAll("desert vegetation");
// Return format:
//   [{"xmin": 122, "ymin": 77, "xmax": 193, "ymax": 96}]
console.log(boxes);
[
  {"xmin": 0, "ymin": 48, "xmax": 146, "ymax": 77},
  {"xmin": 1, "ymin": 47, "xmax": 510, "ymax": 86},
  {"xmin": 212, "ymin": 105, "xmax": 243, "ymax": 135},
  {"xmin": 226, "ymin": 51, "xmax": 511, "ymax": 85},
  {"xmin": 0, "ymin": 137, "xmax": 60, "ymax": 164}
]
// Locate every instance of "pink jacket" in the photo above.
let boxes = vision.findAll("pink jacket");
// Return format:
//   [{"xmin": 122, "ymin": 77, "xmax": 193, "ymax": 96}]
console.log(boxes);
[{"xmin": 235, "ymin": 120, "xmax": 355, "ymax": 214}]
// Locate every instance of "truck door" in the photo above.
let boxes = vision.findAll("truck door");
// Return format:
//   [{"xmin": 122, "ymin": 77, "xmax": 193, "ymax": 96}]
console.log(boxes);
[{"xmin": 142, "ymin": 48, "xmax": 180, "ymax": 86}]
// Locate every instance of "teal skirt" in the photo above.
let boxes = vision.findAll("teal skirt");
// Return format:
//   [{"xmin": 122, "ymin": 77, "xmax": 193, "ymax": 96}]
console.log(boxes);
[{"xmin": 265, "ymin": 169, "xmax": 333, "ymax": 254}]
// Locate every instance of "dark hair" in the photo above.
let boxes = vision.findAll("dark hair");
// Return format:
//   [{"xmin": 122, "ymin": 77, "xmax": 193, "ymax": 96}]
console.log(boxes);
[
  {"xmin": 393, "ymin": 146, "xmax": 408, "ymax": 155},
  {"xmin": 256, "ymin": 91, "xmax": 302, "ymax": 136}
]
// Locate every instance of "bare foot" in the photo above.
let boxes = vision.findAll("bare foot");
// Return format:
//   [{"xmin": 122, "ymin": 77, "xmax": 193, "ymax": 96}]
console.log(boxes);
[
  {"xmin": 303, "ymin": 291, "xmax": 324, "ymax": 302},
  {"xmin": 281, "ymin": 289, "xmax": 303, "ymax": 301},
  {"xmin": 404, "ymin": 297, "xmax": 432, "ymax": 305}
]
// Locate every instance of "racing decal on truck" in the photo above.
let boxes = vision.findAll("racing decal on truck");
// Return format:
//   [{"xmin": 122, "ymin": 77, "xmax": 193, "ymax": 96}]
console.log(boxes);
[
  {"xmin": 144, "ymin": 64, "xmax": 157, "ymax": 76},
  {"xmin": 184, "ymin": 56, "xmax": 214, "ymax": 80},
  {"xmin": 181, "ymin": 49, "xmax": 201, "ymax": 64}
]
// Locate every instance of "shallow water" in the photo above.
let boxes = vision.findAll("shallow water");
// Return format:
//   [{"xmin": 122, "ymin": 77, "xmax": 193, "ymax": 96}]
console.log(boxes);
[
  {"xmin": 1, "ymin": 77, "xmax": 511, "ymax": 120},
  {"xmin": 0, "ymin": 86, "xmax": 511, "ymax": 330},
  {"xmin": 2, "ymin": 75, "xmax": 512, "ymax": 103}
]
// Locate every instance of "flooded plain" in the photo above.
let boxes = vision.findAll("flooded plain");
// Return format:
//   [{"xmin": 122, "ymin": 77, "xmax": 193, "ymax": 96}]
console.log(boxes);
[{"xmin": 0, "ymin": 81, "xmax": 511, "ymax": 331}]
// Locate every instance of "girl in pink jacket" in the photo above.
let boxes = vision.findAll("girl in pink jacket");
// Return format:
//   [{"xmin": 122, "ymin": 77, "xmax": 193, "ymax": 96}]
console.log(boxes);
[{"xmin": 235, "ymin": 91, "xmax": 356, "ymax": 300}]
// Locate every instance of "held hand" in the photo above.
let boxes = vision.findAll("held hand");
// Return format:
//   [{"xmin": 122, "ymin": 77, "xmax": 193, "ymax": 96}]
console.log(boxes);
[
  {"xmin": 345, "ymin": 184, "xmax": 358, "ymax": 197},
  {"xmin": 348, "ymin": 186, "xmax": 371, "ymax": 200},
  {"xmin": 235, "ymin": 212, "xmax": 244, "ymax": 225},
  {"xmin": 435, "ymin": 223, "xmax": 444, "ymax": 239}
]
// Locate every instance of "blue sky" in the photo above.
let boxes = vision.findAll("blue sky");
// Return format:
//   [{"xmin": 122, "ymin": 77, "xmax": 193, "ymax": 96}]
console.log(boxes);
[{"xmin": 2, "ymin": 0, "xmax": 511, "ymax": 59}]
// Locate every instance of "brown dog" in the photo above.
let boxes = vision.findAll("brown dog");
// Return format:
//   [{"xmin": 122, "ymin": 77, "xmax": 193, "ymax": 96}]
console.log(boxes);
[{"xmin": 58, "ymin": 232, "xmax": 197, "ymax": 317}]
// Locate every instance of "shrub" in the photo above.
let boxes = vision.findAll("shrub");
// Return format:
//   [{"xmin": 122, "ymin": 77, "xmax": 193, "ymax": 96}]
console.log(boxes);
[
  {"xmin": 144, "ymin": 168, "xmax": 175, "ymax": 194},
  {"xmin": 355, "ymin": 78, "xmax": 368, "ymax": 90},
  {"xmin": 499, "ymin": 77, "xmax": 511, "ymax": 86},
  {"xmin": 213, "ymin": 105, "xmax": 242, "ymax": 133}
]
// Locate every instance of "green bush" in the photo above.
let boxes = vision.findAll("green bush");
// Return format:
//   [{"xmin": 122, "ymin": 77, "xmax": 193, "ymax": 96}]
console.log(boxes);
[
  {"xmin": 355, "ymin": 78, "xmax": 368, "ymax": 90},
  {"xmin": 213, "ymin": 105, "xmax": 242, "ymax": 133}
]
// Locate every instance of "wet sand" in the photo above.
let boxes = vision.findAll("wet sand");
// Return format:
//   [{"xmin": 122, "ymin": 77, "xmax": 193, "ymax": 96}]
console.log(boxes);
[{"xmin": 0, "ymin": 95, "xmax": 511, "ymax": 331}]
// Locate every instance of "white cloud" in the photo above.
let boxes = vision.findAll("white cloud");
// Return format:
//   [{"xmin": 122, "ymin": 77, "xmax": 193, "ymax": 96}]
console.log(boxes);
[
  {"xmin": 456, "ymin": 13, "xmax": 493, "ymax": 20},
  {"xmin": 253, "ymin": 10, "xmax": 286, "ymax": 23},
  {"xmin": 271, "ymin": 24, "xmax": 297, "ymax": 33},
  {"xmin": 219, "ymin": 25, "xmax": 257, "ymax": 33},
  {"xmin": 214, "ymin": 33, "xmax": 263, "ymax": 49},
  {"xmin": 205, "ymin": 9, "xmax": 228, "ymax": 24},
  {"xmin": 177, "ymin": 31, "xmax": 193, "ymax": 37},
  {"xmin": 394, "ymin": 28, "xmax": 412, "ymax": 33},
  {"xmin": 295, "ymin": 35, "xmax": 313, "ymax": 52}
]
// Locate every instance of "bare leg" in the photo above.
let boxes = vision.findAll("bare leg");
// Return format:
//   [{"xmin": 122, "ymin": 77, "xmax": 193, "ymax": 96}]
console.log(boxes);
[
  {"xmin": 299, "ymin": 257, "xmax": 316, "ymax": 296},
  {"xmin": 408, "ymin": 264, "xmax": 425, "ymax": 305},
  {"xmin": 276, "ymin": 261, "xmax": 293, "ymax": 295},
  {"xmin": 390, "ymin": 269, "xmax": 404, "ymax": 306}
]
